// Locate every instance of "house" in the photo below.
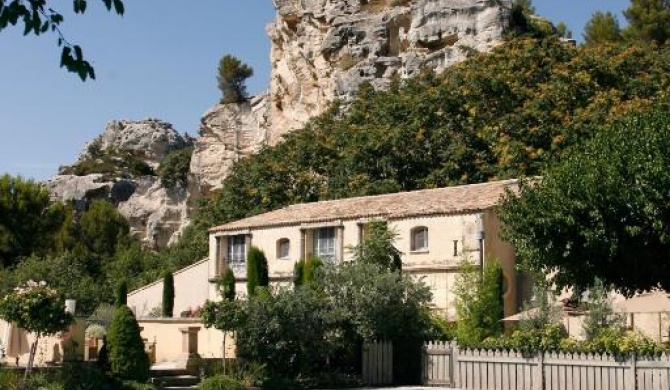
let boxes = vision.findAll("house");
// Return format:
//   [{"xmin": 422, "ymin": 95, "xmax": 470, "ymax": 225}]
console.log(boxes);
[
  {"xmin": 206, "ymin": 178, "xmax": 523, "ymax": 319},
  {"xmin": 125, "ymin": 179, "xmax": 525, "ymax": 363}
]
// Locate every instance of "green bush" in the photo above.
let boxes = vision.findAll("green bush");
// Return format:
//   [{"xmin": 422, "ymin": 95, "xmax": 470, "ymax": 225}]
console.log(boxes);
[
  {"xmin": 58, "ymin": 361, "xmax": 107, "ymax": 390},
  {"xmin": 219, "ymin": 267, "xmax": 236, "ymax": 301},
  {"xmin": 198, "ymin": 375, "xmax": 243, "ymax": 390},
  {"xmin": 59, "ymin": 149, "xmax": 154, "ymax": 179},
  {"xmin": 158, "ymin": 147, "xmax": 193, "ymax": 190},
  {"xmin": 246, "ymin": 247, "xmax": 269, "ymax": 296},
  {"xmin": 107, "ymin": 306, "xmax": 150, "ymax": 382}
]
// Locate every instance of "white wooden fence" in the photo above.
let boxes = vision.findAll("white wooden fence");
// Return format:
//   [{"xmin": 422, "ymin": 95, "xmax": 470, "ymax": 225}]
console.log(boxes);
[
  {"xmin": 362, "ymin": 340, "xmax": 393, "ymax": 385},
  {"xmin": 423, "ymin": 341, "xmax": 670, "ymax": 390}
]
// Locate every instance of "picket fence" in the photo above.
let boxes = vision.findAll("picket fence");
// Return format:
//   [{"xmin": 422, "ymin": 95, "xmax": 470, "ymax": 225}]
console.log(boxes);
[{"xmin": 423, "ymin": 341, "xmax": 670, "ymax": 390}]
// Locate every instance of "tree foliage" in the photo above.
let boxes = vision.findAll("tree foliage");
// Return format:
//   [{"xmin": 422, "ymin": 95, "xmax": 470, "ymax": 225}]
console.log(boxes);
[
  {"xmin": 158, "ymin": 147, "xmax": 193, "ymax": 190},
  {"xmin": 217, "ymin": 54, "xmax": 253, "ymax": 104},
  {"xmin": 196, "ymin": 38, "xmax": 670, "ymax": 231},
  {"xmin": 454, "ymin": 259, "xmax": 504, "ymax": 346},
  {"xmin": 219, "ymin": 267, "xmax": 236, "ymax": 301},
  {"xmin": 583, "ymin": 11, "xmax": 623, "ymax": 46},
  {"xmin": 246, "ymin": 246, "xmax": 268, "ymax": 296},
  {"xmin": 79, "ymin": 200, "xmax": 130, "ymax": 257},
  {"xmin": 623, "ymin": 0, "xmax": 670, "ymax": 44},
  {"xmin": 107, "ymin": 305, "xmax": 150, "ymax": 382},
  {"xmin": 234, "ymin": 261, "xmax": 432, "ymax": 381},
  {"xmin": 349, "ymin": 220, "xmax": 402, "ymax": 272},
  {"xmin": 162, "ymin": 271, "xmax": 174, "ymax": 317},
  {"xmin": 0, "ymin": 281, "xmax": 73, "ymax": 337},
  {"xmin": 0, "ymin": 174, "xmax": 63, "ymax": 267},
  {"xmin": 500, "ymin": 107, "xmax": 670, "ymax": 295},
  {"xmin": 0, "ymin": 0, "xmax": 125, "ymax": 80}
]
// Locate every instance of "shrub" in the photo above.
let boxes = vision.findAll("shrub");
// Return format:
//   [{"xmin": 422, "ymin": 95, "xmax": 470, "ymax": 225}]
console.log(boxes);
[
  {"xmin": 199, "ymin": 375, "xmax": 243, "ymax": 390},
  {"xmin": 246, "ymin": 247, "xmax": 269, "ymax": 296},
  {"xmin": 158, "ymin": 147, "xmax": 193, "ymax": 190},
  {"xmin": 454, "ymin": 259, "xmax": 504, "ymax": 346},
  {"xmin": 217, "ymin": 55, "xmax": 253, "ymax": 104},
  {"xmin": 107, "ymin": 306, "xmax": 150, "ymax": 382},
  {"xmin": 302, "ymin": 256, "xmax": 323, "ymax": 285},
  {"xmin": 162, "ymin": 271, "xmax": 175, "ymax": 317},
  {"xmin": 582, "ymin": 278, "xmax": 625, "ymax": 341}
]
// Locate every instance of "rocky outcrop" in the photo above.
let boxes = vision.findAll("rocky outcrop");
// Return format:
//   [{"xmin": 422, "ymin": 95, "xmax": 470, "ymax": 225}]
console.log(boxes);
[
  {"xmin": 192, "ymin": 0, "xmax": 510, "ymax": 193},
  {"xmin": 47, "ymin": 119, "xmax": 192, "ymax": 249},
  {"xmin": 189, "ymin": 94, "xmax": 270, "ymax": 195},
  {"xmin": 46, "ymin": 1, "xmax": 511, "ymax": 249}
]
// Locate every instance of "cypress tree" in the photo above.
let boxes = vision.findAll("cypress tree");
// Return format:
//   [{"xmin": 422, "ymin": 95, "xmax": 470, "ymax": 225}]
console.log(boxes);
[
  {"xmin": 246, "ymin": 246, "xmax": 269, "ymax": 296},
  {"xmin": 107, "ymin": 306, "xmax": 150, "ymax": 382},
  {"xmin": 293, "ymin": 260, "xmax": 305, "ymax": 288},
  {"xmin": 220, "ymin": 267, "xmax": 236, "ymax": 301},
  {"xmin": 115, "ymin": 280, "xmax": 127, "ymax": 307},
  {"xmin": 162, "ymin": 271, "xmax": 175, "ymax": 317}
]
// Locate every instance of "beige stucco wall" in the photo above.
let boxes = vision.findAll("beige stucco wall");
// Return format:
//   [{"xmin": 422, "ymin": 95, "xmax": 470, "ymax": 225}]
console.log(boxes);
[
  {"xmin": 137, "ymin": 319, "xmax": 233, "ymax": 363},
  {"xmin": 208, "ymin": 211, "xmax": 521, "ymax": 319},
  {"xmin": 128, "ymin": 258, "xmax": 210, "ymax": 318},
  {"xmin": 0, "ymin": 319, "xmax": 86, "ymax": 367}
]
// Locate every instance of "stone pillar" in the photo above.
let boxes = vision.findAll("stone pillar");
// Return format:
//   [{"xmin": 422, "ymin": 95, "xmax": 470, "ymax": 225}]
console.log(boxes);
[{"xmin": 177, "ymin": 326, "xmax": 201, "ymax": 375}]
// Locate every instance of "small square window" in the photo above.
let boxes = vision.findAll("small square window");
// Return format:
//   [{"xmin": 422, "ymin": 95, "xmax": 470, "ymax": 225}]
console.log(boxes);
[
  {"xmin": 411, "ymin": 227, "xmax": 428, "ymax": 251},
  {"xmin": 277, "ymin": 238, "xmax": 290, "ymax": 259}
]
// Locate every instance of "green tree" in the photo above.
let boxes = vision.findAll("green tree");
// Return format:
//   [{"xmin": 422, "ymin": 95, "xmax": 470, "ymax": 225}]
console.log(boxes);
[
  {"xmin": 0, "ymin": 174, "xmax": 63, "ymax": 267},
  {"xmin": 0, "ymin": 0, "xmax": 124, "ymax": 80},
  {"xmin": 624, "ymin": 0, "xmax": 670, "ymax": 44},
  {"xmin": 454, "ymin": 259, "xmax": 504, "ymax": 346},
  {"xmin": 162, "ymin": 271, "xmax": 174, "ymax": 317},
  {"xmin": 217, "ymin": 54, "xmax": 253, "ymax": 104},
  {"xmin": 582, "ymin": 278, "xmax": 626, "ymax": 341},
  {"xmin": 0, "ymin": 281, "xmax": 74, "ymax": 377},
  {"xmin": 246, "ymin": 246, "xmax": 268, "ymax": 296},
  {"xmin": 79, "ymin": 200, "xmax": 129, "ymax": 258},
  {"xmin": 115, "ymin": 280, "xmax": 127, "ymax": 307},
  {"xmin": 350, "ymin": 220, "xmax": 402, "ymax": 272},
  {"xmin": 158, "ymin": 147, "xmax": 193, "ymax": 190},
  {"xmin": 583, "ymin": 11, "xmax": 623, "ymax": 45},
  {"xmin": 107, "ymin": 305, "xmax": 150, "ymax": 382},
  {"xmin": 500, "ymin": 107, "xmax": 670, "ymax": 295}
]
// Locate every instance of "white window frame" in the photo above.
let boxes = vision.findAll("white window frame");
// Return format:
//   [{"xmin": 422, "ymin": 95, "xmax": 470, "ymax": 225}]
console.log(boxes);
[
  {"xmin": 313, "ymin": 227, "xmax": 336, "ymax": 262},
  {"xmin": 227, "ymin": 235, "xmax": 247, "ymax": 273},
  {"xmin": 411, "ymin": 226, "xmax": 428, "ymax": 252},
  {"xmin": 277, "ymin": 238, "xmax": 290, "ymax": 260}
]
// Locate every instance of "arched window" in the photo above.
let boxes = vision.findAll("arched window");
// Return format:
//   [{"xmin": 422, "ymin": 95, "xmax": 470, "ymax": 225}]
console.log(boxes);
[
  {"xmin": 410, "ymin": 227, "xmax": 428, "ymax": 251},
  {"xmin": 277, "ymin": 238, "xmax": 290, "ymax": 259}
]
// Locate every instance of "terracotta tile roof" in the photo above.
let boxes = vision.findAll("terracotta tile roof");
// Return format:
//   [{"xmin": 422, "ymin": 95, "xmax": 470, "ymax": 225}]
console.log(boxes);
[{"xmin": 210, "ymin": 179, "xmax": 519, "ymax": 233}]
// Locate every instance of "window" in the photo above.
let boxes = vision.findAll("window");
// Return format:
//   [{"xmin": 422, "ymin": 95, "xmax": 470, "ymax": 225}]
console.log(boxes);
[
  {"xmin": 411, "ymin": 227, "xmax": 428, "ymax": 251},
  {"xmin": 277, "ymin": 238, "xmax": 290, "ymax": 259},
  {"xmin": 313, "ymin": 227, "xmax": 336, "ymax": 262},
  {"xmin": 227, "ymin": 235, "xmax": 247, "ymax": 270}
]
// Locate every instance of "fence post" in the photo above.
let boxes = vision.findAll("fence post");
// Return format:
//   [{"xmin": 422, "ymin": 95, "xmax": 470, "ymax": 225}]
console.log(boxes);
[
  {"xmin": 627, "ymin": 352, "xmax": 637, "ymax": 390},
  {"xmin": 534, "ymin": 352, "xmax": 544, "ymax": 390},
  {"xmin": 452, "ymin": 341, "xmax": 459, "ymax": 388}
]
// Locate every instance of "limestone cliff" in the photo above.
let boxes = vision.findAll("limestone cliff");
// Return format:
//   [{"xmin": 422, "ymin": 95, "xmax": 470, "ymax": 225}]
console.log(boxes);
[
  {"xmin": 191, "ymin": 0, "xmax": 510, "ymax": 194},
  {"xmin": 46, "ymin": 119, "xmax": 193, "ymax": 249},
  {"xmin": 47, "ymin": 0, "xmax": 511, "ymax": 249}
]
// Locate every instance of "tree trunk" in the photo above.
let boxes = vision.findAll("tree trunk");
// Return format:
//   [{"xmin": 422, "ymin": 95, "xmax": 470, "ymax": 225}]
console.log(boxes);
[{"xmin": 24, "ymin": 335, "xmax": 39, "ymax": 380}]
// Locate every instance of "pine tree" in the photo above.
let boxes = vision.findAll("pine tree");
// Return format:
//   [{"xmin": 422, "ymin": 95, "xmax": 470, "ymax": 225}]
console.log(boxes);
[
  {"xmin": 217, "ymin": 55, "xmax": 254, "ymax": 104},
  {"xmin": 624, "ymin": 0, "xmax": 670, "ymax": 44},
  {"xmin": 246, "ymin": 246, "xmax": 269, "ymax": 296},
  {"xmin": 107, "ymin": 306, "xmax": 150, "ymax": 382},
  {"xmin": 162, "ymin": 271, "xmax": 175, "ymax": 318},
  {"xmin": 583, "ymin": 11, "xmax": 623, "ymax": 45}
]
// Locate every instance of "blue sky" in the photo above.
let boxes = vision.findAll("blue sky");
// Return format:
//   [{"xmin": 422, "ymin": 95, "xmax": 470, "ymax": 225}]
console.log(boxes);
[{"xmin": 0, "ymin": 0, "xmax": 631, "ymax": 180}]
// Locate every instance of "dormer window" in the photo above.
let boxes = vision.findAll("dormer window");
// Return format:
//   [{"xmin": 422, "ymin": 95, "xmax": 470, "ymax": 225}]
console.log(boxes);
[{"xmin": 411, "ymin": 227, "xmax": 428, "ymax": 252}]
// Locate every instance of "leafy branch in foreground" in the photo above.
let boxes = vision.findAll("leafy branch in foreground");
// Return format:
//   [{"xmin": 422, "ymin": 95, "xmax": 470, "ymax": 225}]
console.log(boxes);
[{"xmin": 0, "ymin": 0, "xmax": 125, "ymax": 80}]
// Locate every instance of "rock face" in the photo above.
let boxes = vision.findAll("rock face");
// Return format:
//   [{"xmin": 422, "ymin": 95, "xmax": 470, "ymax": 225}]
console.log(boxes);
[
  {"xmin": 190, "ymin": 95, "xmax": 270, "ymax": 195},
  {"xmin": 46, "ymin": 120, "xmax": 192, "ymax": 249},
  {"xmin": 191, "ymin": 0, "xmax": 510, "ymax": 193},
  {"xmin": 47, "ymin": 1, "xmax": 510, "ymax": 249}
]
